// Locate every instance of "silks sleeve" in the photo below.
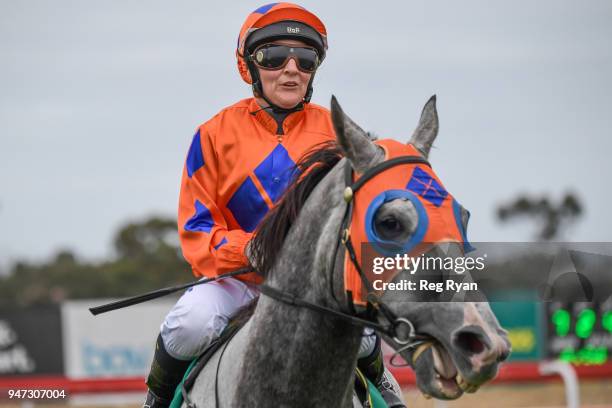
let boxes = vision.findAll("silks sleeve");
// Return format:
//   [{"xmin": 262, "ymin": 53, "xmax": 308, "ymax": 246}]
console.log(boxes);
[{"xmin": 178, "ymin": 127, "xmax": 252, "ymax": 279}]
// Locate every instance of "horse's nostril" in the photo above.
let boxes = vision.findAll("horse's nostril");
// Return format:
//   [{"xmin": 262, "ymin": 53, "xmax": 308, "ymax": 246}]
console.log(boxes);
[{"xmin": 454, "ymin": 331, "xmax": 486, "ymax": 355}]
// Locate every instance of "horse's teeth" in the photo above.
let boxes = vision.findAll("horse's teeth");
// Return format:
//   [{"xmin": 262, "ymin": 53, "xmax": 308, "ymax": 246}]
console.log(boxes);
[{"xmin": 455, "ymin": 373, "xmax": 470, "ymax": 391}]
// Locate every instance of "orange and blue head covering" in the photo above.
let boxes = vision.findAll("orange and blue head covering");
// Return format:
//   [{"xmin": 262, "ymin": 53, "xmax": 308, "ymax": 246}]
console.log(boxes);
[{"xmin": 344, "ymin": 139, "xmax": 474, "ymax": 305}]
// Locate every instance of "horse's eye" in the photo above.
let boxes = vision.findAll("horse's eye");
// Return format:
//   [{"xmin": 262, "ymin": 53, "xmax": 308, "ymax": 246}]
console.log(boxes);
[
  {"xmin": 375, "ymin": 216, "xmax": 405, "ymax": 240},
  {"xmin": 382, "ymin": 217, "xmax": 400, "ymax": 231}
]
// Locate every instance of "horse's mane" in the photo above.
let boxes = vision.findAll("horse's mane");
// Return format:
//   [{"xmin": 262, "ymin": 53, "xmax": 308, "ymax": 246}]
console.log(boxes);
[{"xmin": 249, "ymin": 141, "xmax": 343, "ymax": 277}]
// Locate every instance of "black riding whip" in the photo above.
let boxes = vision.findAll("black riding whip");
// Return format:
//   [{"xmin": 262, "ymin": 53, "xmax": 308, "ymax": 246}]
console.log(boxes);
[{"xmin": 89, "ymin": 267, "xmax": 253, "ymax": 315}]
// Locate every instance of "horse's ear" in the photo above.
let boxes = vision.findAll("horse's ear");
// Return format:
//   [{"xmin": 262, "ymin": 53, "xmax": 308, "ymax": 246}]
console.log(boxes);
[
  {"xmin": 410, "ymin": 95, "xmax": 439, "ymax": 159},
  {"xmin": 331, "ymin": 95, "xmax": 380, "ymax": 173}
]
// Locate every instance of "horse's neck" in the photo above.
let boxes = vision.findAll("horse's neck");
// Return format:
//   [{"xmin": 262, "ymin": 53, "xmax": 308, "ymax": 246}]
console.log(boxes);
[
  {"xmin": 234, "ymin": 166, "xmax": 362, "ymax": 406},
  {"xmin": 235, "ymin": 295, "xmax": 361, "ymax": 406}
]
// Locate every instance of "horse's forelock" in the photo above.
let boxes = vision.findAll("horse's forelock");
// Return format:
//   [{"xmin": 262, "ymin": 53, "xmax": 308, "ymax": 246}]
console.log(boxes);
[{"xmin": 249, "ymin": 141, "xmax": 343, "ymax": 278}]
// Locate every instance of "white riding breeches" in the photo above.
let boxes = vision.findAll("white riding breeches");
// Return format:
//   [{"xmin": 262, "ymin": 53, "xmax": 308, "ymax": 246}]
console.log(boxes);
[
  {"xmin": 160, "ymin": 277, "xmax": 377, "ymax": 361},
  {"xmin": 161, "ymin": 277, "xmax": 259, "ymax": 360}
]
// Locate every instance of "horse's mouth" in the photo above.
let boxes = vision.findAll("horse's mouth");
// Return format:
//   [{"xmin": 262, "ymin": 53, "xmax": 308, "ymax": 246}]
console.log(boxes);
[{"xmin": 417, "ymin": 342, "xmax": 481, "ymax": 400}]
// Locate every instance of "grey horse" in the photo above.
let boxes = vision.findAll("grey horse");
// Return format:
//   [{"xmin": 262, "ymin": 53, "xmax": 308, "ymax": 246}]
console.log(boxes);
[{"xmin": 186, "ymin": 96, "xmax": 511, "ymax": 407}]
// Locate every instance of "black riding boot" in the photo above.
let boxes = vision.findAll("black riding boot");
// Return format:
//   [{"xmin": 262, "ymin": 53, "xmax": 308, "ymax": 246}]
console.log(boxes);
[
  {"xmin": 357, "ymin": 335, "xmax": 407, "ymax": 408},
  {"xmin": 144, "ymin": 334, "xmax": 192, "ymax": 408}
]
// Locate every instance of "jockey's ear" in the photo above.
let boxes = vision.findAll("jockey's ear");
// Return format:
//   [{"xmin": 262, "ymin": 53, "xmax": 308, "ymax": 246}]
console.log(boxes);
[
  {"xmin": 331, "ymin": 95, "xmax": 382, "ymax": 174},
  {"xmin": 409, "ymin": 95, "xmax": 439, "ymax": 159}
]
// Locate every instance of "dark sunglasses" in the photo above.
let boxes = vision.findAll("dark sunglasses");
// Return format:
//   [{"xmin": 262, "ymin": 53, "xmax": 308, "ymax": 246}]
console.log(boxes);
[{"xmin": 250, "ymin": 44, "xmax": 320, "ymax": 73}]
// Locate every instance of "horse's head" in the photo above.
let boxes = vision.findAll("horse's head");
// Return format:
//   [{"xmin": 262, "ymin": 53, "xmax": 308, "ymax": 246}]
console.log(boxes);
[{"xmin": 330, "ymin": 96, "xmax": 511, "ymax": 400}]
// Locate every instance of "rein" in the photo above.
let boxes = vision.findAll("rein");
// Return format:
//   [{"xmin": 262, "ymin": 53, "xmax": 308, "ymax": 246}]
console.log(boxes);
[
  {"xmin": 259, "ymin": 154, "xmax": 436, "ymax": 365},
  {"xmin": 258, "ymin": 284, "xmax": 421, "ymax": 344}
]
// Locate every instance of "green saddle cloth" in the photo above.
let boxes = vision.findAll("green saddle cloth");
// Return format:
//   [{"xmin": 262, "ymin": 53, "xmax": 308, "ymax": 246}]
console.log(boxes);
[
  {"xmin": 169, "ymin": 358, "xmax": 197, "ymax": 408},
  {"xmin": 367, "ymin": 380, "xmax": 388, "ymax": 408}
]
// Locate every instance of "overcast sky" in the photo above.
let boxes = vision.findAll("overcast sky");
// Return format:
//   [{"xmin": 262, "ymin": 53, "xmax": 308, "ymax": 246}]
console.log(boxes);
[{"xmin": 1, "ymin": 1, "xmax": 611, "ymax": 266}]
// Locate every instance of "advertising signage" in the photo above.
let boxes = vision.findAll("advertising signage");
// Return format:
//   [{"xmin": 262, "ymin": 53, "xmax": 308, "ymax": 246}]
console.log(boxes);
[{"xmin": 0, "ymin": 307, "xmax": 64, "ymax": 375}]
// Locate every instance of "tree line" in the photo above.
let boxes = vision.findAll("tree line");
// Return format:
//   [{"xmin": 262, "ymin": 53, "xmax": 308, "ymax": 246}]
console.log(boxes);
[{"xmin": 0, "ymin": 217, "xmax": 192, "ymax": 308}]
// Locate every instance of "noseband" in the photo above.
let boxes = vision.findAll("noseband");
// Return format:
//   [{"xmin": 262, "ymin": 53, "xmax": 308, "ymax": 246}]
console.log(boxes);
[{"xmin": 259, "ymin": 154, "xmax": 435, "ymax": 366}]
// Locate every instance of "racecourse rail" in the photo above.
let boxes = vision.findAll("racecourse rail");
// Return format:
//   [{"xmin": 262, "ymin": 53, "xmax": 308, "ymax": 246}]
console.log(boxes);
[{"xmin": 1, "ymin": 361, "xmax": 611, "ymax": 396}]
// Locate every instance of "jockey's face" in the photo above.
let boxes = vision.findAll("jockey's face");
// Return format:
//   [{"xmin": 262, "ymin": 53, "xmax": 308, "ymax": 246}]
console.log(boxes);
[{"xmin": 256, "ymin": 39, "xmax": 313, "ymax": 109}]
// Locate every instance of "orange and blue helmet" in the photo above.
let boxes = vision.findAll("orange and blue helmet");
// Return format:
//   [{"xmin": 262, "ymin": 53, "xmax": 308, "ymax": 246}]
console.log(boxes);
[{"xmin": 236, "ymin": 3, "xmax": 328, "ymax": 106}]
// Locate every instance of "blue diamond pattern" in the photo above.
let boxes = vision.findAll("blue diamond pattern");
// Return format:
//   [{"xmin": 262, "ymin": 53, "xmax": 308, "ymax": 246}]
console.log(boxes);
[
  {"xmin": 226, "ymin": 176, "xmax": 270, "ymax": 232},
  {"xmin": 184, "ymin": 200, "xmax": 214, "ymax": 233},
  {"xmin": 186, "ymin": 130, "xmax": 204, "ymax": 178},
  {"xmin": 253, "ymin": 144, "xmax": 299, "ymax": 203},
  {"xmin": 406, "ymin": 167, "xmax": 448, "ymax": 207}
]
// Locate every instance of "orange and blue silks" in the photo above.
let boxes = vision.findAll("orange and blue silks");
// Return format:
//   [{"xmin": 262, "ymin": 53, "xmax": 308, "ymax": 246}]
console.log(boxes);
[{"xmin": 178, "ymin": 98, "xmax": 335, "ymax": 282}]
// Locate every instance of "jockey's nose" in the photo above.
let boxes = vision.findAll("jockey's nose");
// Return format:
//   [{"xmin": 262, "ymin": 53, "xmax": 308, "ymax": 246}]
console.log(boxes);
[{"xmin": 284, "ymin": 57, "xmax": 299, "ymax": 73}]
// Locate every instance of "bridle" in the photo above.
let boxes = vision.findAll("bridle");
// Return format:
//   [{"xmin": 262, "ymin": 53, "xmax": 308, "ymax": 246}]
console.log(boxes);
[{"xmin": 259, "ymin": 152, "xmax": 437, "ymax": 366}]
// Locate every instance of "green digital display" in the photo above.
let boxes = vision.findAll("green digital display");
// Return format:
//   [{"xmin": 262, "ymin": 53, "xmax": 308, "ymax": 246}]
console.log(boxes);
[
  {"xmin": 602, "ymin": 311, "xmax": 612, "ymax": 333},
  {"xmin": 559, "ymin": 346, "xmax": 608, "ymax": 365},
  {"xmin": 546, "ymin": 302, "xmax": 612, "ymax": 365},
  {"xmin": 575, "ymin": 308, "xmax": 596, "ymax": 339},
  {"xmin": 552, "ymin": 309, "xmax": 570, "ymax": 336}
]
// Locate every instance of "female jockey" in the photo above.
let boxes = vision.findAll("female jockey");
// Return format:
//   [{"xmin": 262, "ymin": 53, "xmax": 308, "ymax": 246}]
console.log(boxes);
[{"xmin": 144, "ymin": 4, "xmax": 406, "ymax": 407}]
